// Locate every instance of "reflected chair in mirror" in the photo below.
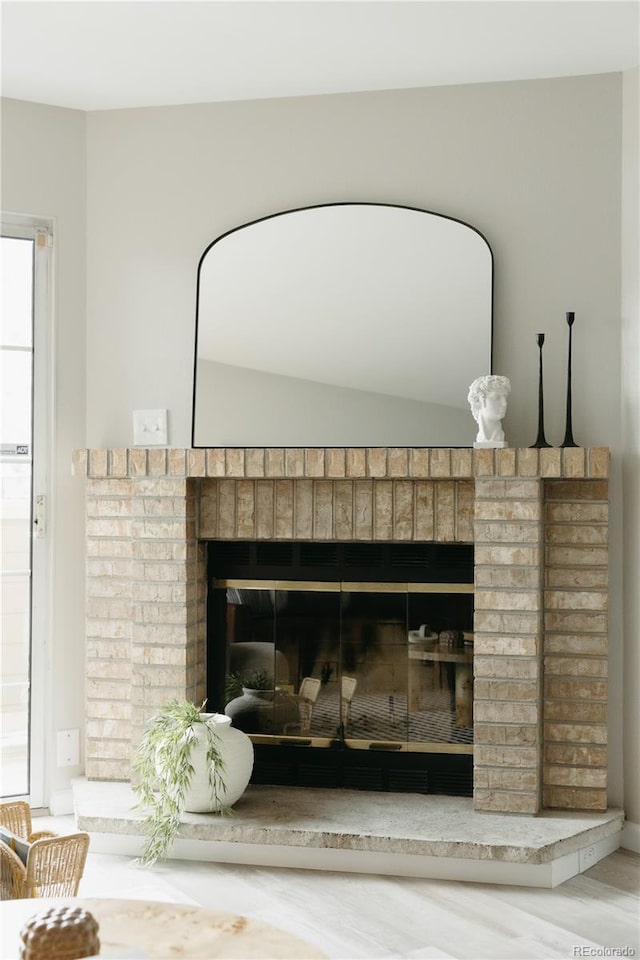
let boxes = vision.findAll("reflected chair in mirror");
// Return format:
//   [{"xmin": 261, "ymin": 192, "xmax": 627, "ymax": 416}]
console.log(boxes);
[
  {"xmin": 297, "ymin": 677, "xmax": 321, "ymax": 734},
  {"xmin": 0, "ymin": 801, "xmax": 90, "ymax": 899},
  {"xmin": 340, "ymin": 676, "xmax": 357, "ymax": 733}
]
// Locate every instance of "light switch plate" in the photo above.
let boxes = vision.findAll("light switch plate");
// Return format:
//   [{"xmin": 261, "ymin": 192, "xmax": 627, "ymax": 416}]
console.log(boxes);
[{"xmin": 133, "ymin": 409, "xmax": 168, "ymax": 446}]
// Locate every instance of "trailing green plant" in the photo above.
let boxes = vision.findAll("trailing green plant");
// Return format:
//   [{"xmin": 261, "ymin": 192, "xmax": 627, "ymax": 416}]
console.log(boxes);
[{"xmin": 132, "ymin": 698, "xmax": 229, "ymax": 866}]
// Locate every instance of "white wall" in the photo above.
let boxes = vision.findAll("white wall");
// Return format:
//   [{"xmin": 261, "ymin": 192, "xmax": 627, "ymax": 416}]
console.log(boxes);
[
  {"xmin": 1, "ymin": 98, "xmax": 86, "ymax": 809},
  {"xmin": 85, "ymin": 75, "xmax": 623, "ymax": 453}
]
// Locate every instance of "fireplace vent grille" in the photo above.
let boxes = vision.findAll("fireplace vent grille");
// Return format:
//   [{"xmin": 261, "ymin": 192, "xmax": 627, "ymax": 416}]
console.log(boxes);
[{"xmin": 208, "ymin": 541, "xmax": 473, "ymax": 583}]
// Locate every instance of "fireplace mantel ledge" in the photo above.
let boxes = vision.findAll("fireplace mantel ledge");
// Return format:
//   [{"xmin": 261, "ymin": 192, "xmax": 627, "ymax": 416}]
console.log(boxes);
[{"xmin": 72, "ymin": 446, "xmax": 609, "ymax": 481}]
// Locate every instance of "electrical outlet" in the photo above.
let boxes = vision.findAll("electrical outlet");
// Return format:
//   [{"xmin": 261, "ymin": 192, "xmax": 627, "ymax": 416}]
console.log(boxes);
[
  {"xmin": 57, "ymin": 729, "xmax": 80, "ymax": 767},
  {"xmin": 580, "ymin": 844, "xmax": 597, "ymax": 871}
]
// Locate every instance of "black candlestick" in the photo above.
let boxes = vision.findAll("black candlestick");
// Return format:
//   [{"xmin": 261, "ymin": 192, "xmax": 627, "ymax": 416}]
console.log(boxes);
[
  {"xmin": 561, "ymin": 311, "xmax": 578, "ymax": 447},
  {"xmin": 530, "ymin": 333, "xmax": 551, "ymax": 448}
]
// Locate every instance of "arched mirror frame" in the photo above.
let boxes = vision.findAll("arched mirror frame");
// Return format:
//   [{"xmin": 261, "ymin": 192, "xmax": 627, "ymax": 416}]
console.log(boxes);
[{"xmin": 191, "ymin": 201, "xmax": 494, "ymax": 449}]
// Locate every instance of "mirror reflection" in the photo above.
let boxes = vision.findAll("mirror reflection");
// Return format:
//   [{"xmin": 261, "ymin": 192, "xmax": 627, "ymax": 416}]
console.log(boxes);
[{"xmin": 193, "ymin": 203, "xmax": 493, "ymax": 447}]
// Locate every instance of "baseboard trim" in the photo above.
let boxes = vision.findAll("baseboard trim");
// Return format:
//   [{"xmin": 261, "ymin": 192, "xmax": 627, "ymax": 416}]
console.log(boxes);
[
  {"xmin": 48, "ymin": 788, "xmax": 74, "ymax": 817},
  {"xmin": 621, "ymin": 819, "xmax": 640, "ymax": 853}
]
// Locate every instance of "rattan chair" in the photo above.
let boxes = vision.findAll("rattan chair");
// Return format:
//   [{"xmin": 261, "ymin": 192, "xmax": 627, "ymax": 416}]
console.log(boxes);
[{"xmin": 0, "ymin": 800, "xmax": 90, "ymax": 900}]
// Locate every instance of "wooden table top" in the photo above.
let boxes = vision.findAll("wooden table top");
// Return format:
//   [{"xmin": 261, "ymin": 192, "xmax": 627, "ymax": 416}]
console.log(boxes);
[{"xmin": 0, "ymin": 897, "xmax": 326, "ymax": 959}]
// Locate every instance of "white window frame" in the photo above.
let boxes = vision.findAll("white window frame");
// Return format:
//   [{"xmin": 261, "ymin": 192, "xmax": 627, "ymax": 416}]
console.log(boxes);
[{"xmin": 2, "ymin": 214, "xmax": 55, "ymax": 809}]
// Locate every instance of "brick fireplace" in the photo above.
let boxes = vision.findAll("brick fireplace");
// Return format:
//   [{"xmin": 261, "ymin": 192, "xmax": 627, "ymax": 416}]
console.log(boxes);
[{"xmin": 74, "ymin": 445, "xmax": 610, "ymax": 816}]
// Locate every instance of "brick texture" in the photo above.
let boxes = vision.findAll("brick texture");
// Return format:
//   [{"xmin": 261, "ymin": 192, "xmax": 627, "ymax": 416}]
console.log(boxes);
[{"xmin": 79, "ymin": 448, "xmax": 609, "ymax": 815}]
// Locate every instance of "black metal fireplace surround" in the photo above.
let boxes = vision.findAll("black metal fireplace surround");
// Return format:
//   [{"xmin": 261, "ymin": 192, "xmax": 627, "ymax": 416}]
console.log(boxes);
[{"xmin": 207, "ymin": 541, "xmax": 474, "ymax": 796}]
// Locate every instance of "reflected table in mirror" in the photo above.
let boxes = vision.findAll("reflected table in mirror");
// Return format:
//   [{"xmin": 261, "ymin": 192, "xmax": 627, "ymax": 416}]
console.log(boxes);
[
  {"xmin": 0, "ymin": 897, "xmax": 326, "ymax": 959},
  {"xmin": 408, "ymin": 643, "xmax": 473, "ymax": 727}
]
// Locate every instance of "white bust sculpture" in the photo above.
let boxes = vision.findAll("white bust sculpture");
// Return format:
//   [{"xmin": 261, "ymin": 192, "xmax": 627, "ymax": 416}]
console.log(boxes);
[{"xmin": 467, "ymin": 375, "xmax": 511, "ymax": 448}]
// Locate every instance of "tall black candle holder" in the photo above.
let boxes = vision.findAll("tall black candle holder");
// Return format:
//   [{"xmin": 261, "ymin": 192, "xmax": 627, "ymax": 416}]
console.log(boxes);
[
  {"xmin": 530, "ymin": 333, "xmax": 551, "ymax": 448},
  {"xmin": 561, "ymin": 311, "xmax": 578, "ymax": 447}
]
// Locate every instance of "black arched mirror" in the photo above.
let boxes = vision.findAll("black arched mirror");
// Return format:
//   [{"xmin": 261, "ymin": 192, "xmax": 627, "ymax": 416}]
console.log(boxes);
[{"xmin": 192, "ymin": 203, "xmax": 493, "ymax": 447}]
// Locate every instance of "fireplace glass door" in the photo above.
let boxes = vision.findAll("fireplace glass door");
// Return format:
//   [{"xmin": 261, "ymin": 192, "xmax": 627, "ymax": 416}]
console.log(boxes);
[{"xmin": 215, "ymin": 581, "xmax": 473, "ymax": 753}]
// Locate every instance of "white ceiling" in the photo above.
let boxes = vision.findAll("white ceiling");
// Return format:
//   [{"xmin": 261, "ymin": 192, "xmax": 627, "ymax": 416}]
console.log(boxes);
[{"xmin": 1, "ymin": 1, "xmax": 638, "ymax": 112}]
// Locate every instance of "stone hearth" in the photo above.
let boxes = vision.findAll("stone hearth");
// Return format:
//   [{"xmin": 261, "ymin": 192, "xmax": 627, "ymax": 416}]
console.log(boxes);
[{"xmin": 73, "ymin": 446, "xmax": 610, "ymax": 816}]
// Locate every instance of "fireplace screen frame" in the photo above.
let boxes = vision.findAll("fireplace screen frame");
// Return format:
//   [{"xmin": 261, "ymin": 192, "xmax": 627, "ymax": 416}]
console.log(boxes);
[{"xmin": 206, "ymin": 541, "xmax": 475, "ymax": 762}]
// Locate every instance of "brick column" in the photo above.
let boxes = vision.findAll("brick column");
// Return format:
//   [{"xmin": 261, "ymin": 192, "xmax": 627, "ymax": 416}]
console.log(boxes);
[
  {"xmin": 473, "ymin": 478, "xmax": 544, "ymax": 814},
  {"xmin": 543, "ymin": 479, "xmax": 608, "ymax": 811},
  {"xmin": 85, "ymin": 470, "xmax": 134, "ymax": 780},
  {"xmin": 130, "ymin": 476, "xmax": 206, "ymax": 755}
]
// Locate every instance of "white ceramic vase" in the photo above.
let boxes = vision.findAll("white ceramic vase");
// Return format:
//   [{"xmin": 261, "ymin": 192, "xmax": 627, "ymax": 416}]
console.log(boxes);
[{"xmin": 182, "ymin": 713, "xmax": 254, "ymax": 813}]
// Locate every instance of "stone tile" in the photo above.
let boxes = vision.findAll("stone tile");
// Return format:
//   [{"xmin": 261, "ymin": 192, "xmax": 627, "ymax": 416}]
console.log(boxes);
[
  {"xmin": 414, "ymin": 482, "xmax": 434, "ymax": 541},
  {"xmin": 543, "ymin": 700, "xmax": 607, "ymax": 722},
  {"xmin": 544, "ymin": 656, "xmax": 607, "ymax": 677},
  {"xmin": 544, "ymin": 633, "xmax": 608, "ymax": 656},
  {"xmin": 245, "ymin": 449, "xmax": 265, "ymax": 477},
  {"xmin": 217, "ymin": 479, "xmax": 236, "ymax": 539},
  {"xmin": 388, "ymin": 448, "xmax": 409, "ymax": 477},
  {"xmin": 187, "ymin": 449, "xmax": 207, "ymax": 477},
  {"xmin": 517, "ymin": 448, "xmax": 539, "ymax": 477},
  {"xmin": 90, "ymin": 449, "xmax": 109, "ymax": 477},
  {"xmin": 544, "ymin": 611, "xmax": 607, "ymax": 634},
  {"xmin": 236, "ymin": 480, "xmax": 256, "ymax": 539},
  {"xmin": 543, "ymin": 786, "xmax": 607, "ymax": 811},
  {"xmin": 539, "ymin": 448, "xmax": 562, "ymax": 477},
  {"xmin": 545, "ymin": 480, "xmax": 608, "ymax": 501},
  {"xmin": 409, "ymin": 448, "xmax": 431, "ymax": 477},
  {"xmin": 285, "ymin": 449, "xmax": 304, "ymax": 477},
  {"xmin": 475, "ymin": 566, "xmax": 540, "ymax": 589},
  {"xmin": 346, "ymin": 448, "xmax": 366, "ymax": 478},
  {"xmin": 474, "ymin": 791, "xmax": 540, "ymax": 814},
  {"xmin": 474, "ymin": 544, "xmax": 540, "ymax": 566},
  {"xmin": 435, "ymin": 482, "xmax": 455, "ymax": 541},
  {"xmin": 455, "ymin": 481, "xmax": 474, "ymax": 542},
  {"xmin": 545, "ymin": 589, "xmax": 607, "ymax": 611},
  {"xmin": 354, "ymin": 481, "xmax": 373, "ymax": 540},
  {"xmin": 473, "ymin": 449, "xmax": 495, "ymax": 477},
  {"xmin": 226, "ymin": 449, "xmax": 246, "ymax": 478},
  {"xmin": 256, "ymin": 481, "xmax": 275, "ymax": 539},
  {"xmin": 129, "ymin": 448, "xmax": 148, "ymax": 477},
  {"xmin": 367, "ymin": 448, "xmax": 388, "ymax": 478},
  {"xmin": 393, "ymin": 481, "xmax": 414, "ymax": 540},
  {"xmin": 334, "ymin": 481, "xmax": 354, "ymax": 540},
  {"xmin": 544, "ymin": 677, "xmax": 607, "ymax": 701},
  {"xmin": 265, "ymin": 448, "xmax": 285, "ymax": 477},
  {"xmin": 430, "ymin": 449, "xmax": 451, "ymax": 478},
  {"xmin": 147, "ymin": 449, "xmax": 167, "ymax": 476},
  {"xmin": 275, "ymin": 480, "xmax": 294, "ymax": 539},
  {"xmin": 475, "ymin": 589, "xmax": 540, "ymax": 612},
  {"xmin": 294, "ymin": 480, "xmax": 313, "ymax": 540},
  {"xmin": 587, "ymin": 447, "xmax": 610, "ymax": 477},
  {"xmin": 544, "ymin": 722, "xmax": 607, "ymax": 744},
  {"xmin": 204, "ymin": 449, "xmax": 225, "ymax": 477},
  {"xmin": 72, "ymin": 448, "xmax": 88, "ymax": 477},
  {"xmin": 326, "ymin": 449, "xmax": 346, "ymax": 478},
  {"xmin": 373, "ymin": 481, "xmax": 393, "ymax": 540},
  {"xmin": 474, "ymin": 657, "xmax": 539, "ymax": 680},
  {"xmin": 473, "ymin": 635, "xmax": 539, "ymax": 657},
  {"xmin": 313, "ymin": 480, "xmax": 334, "ymax": 540},
  {"xmin": 495, "ymin": 448, "xmax": 517, "ymax": 477},
  {"xmin": 563, "ymin": 448, "xmax": 586, "ymax": 477},
  {"xmin": 109, "ymin": 448, "xmax": 128, "ymax": 477},
  {"xmin": 305, "ymin": 449, "xmax": 325, "ymax": 477},
  {"xmin": 543, "ymin": 743, "xmax": 608, "ymax": 766}
]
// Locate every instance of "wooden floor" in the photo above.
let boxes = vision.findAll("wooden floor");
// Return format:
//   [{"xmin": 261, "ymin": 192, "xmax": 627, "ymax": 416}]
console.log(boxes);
[{"xmin": 39, "ymin": 815, "xmax": 640, "ymax": 959}]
